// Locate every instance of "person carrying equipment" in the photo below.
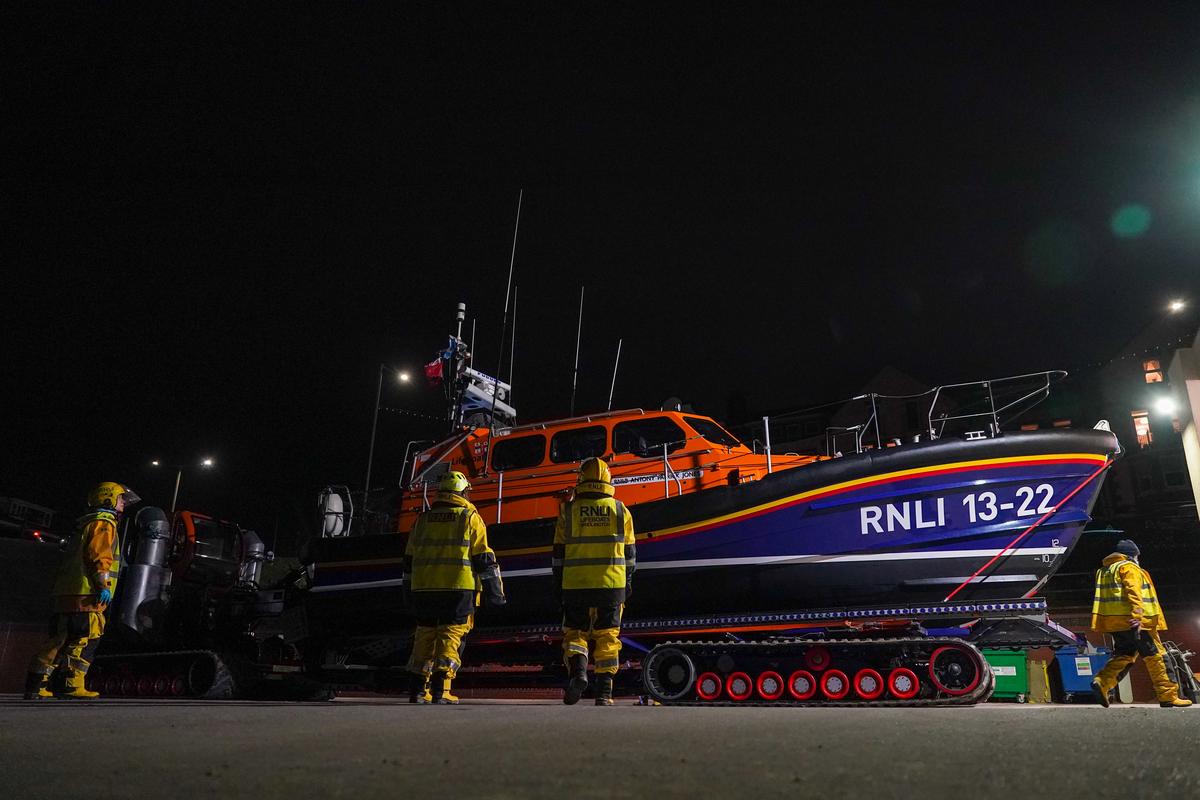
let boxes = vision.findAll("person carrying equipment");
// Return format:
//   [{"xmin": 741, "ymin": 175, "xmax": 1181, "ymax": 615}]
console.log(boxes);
[
  {"xmin": 403, "ymin": 470, "xmax": 505, "ymax": 704},
  {"xmin": 1090, "ymin": 539, "xmax": 1192, "ymax": 708},
  {"xmin": 24, "ymin": 482, "xmax": 139, "ymax": 700},
  {"xmin": 553, "ymin": 457, "xmax": 636, "ymax": 706}
]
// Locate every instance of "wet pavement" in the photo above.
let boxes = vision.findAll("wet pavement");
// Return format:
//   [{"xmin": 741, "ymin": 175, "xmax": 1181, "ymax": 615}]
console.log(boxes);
[{"xmin": 1, "ymin": 696, "xmax": 1197, "ymax": 799}]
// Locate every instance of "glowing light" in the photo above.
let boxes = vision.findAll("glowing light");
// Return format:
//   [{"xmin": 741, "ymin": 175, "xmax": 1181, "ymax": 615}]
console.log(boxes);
[
  {"xmin": 1168, "ymin": 298, "xmax": 1186, "ymax": 313},
  {"xmin": 398, "ymin": 371, "xmax": 411, "ymax": 383},
  {"xmin": 1154, "ymin": 396, "xmax": 1178, "ymax": 416},
  {"xmin": 151, "ymin": 460, "xmax": 161, "ymax": 467},
  {"xmin": 1110, "ymin": 204, "xmax": 1151, "ymax": 238},
  {"xmin": 201, "ymin": 457, "xmax": 215, "ymax": 468}
]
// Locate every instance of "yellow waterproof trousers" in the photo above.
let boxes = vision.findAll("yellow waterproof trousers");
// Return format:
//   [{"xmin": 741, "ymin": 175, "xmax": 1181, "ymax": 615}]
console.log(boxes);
[
  {"xmin": 408, "ymin": 614, "xmax": 474, "ymax": 678},
  {"xmin": 1093, "ymin": 629, "xmax": 1181, "ymax": 703},
  {"xmin": 29, "ymin": 612, "xmax": 104, "ymax": 685},
  {"xmin": 562, "ymin": 604, "xmax": 623, "ymax": 675}
]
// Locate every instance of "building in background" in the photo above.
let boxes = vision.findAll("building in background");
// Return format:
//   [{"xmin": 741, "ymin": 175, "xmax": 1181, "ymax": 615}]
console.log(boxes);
[{"xmin": 1167, "ymin": 327, "xmax": 1200, "ymax": 523}]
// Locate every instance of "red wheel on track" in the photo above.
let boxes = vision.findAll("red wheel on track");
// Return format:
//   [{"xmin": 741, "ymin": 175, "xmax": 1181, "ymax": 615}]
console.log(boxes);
[
  {"xmin": 804, "ymin": 645, "xmax": 832, "ymax": 671},
  {"xmin": 928, "ymin": 646, "xmax": 982, "ymax": 696},
  {"xmin": 169, "ymin": 675, "xmax": 187, "ymax": 697},
  {"xmin": 696, "ymin": 672, "xmax": 723, "ymax": 701},
  {"xmin": 120, "ymin": 676, "xmax": 136, "ymax": 695},
  {"xmin": 137, "ymin": 676, "xmax": 154, "ymax": 696},
  {"xmin": 726, "ymin": 672, "xmax": 754, "ymax": 701},
  {"xmin": 153, "ymin": 675, "xmax": 169, "ymax": 696},
  {"xmin": 888, "ymin": 668, "xmax": 921, "ymax": 700},
  {"xmin": 105, "ymin": 675, "xmax": 123, "ymax": 695},
  {"xmin": 787, "ymin": 670, "xmax": 817, "ymax": 701},
  {"xmin": 820, "ymin": 669, "xmax": 851, "ymax": 700},
  {"xmin": 756, "ymin": 671, "xmax": 785, "ymax": 701},
  {"xmin": 853, "ymin": 668, "xmax": 885, "ymax": 700}
]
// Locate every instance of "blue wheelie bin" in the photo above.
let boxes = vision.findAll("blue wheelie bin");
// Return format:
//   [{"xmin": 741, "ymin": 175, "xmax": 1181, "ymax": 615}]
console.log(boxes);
[{"xmin": 1055, "ymin": 647, "xmax": 1111, "ymax": 703}]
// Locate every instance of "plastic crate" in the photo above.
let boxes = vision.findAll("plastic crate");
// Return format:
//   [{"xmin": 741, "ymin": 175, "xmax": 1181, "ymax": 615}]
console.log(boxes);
[{"xmin": 983, "ymin": 649, "xmax": 1029, "ymax": 702}]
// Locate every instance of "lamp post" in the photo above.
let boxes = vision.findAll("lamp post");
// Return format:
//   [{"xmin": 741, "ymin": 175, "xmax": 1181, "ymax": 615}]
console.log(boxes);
[
  {"xmin": 151, "ymin": 457, "xmax": 216, "ymax": 513},
  {"xmin": 363, "ymin": 364, "xmax": 411, "ymax": 505}
]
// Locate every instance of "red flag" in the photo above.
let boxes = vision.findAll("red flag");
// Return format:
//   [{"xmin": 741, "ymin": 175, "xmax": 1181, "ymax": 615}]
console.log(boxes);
[{"xmin": 424, "ymin": 359, "xmax": 444, "ymax": 386}]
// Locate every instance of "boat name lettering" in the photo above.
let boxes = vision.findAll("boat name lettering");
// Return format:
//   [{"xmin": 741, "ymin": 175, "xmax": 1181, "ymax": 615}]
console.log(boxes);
[{"xmin": 612, "ymin": 469, "xmax": 703, "ymax": 487}]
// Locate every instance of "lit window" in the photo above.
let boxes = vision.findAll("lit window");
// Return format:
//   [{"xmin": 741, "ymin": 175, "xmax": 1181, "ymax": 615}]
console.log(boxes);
[
  {"xmin": 1144, "ymin": 371, "xmax": 1164, "ymax": 383},
  {"xmin": 1052, "ymin": 419, "xmax": 1071, "ymax": 428},
  {"xmin": 1143, "ymin": 359, "xmax": 1164, "ymax": 383},
  {"xmin": 1143, "ymin": 359, "xmax": 1161, "ymax": 371},
  {"xmin": 1131, "ymin": 411, "xmax": 1152, "ymax": 448},
  {"xmin": 1020, "ymin": 423, "xmax": 1039, "ymax": 431}
]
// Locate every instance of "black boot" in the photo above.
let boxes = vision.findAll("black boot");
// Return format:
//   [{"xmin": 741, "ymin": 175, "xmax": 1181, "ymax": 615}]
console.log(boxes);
[
  {"xmin": 563, "ymin": 654, "xmax": 588, "ymax": 705},
  {"xmin": 594, "ymin": 674, "xmax": 614, "ymax": 706},
  {"xmin": 429, "ymin": 670, "xmax": 449, "ymax": 704},
  {"xmin": 24, "ymin": 672, "xmax": 53, "ymax": 700},
  {"xmin": 409, "ymin": 672, "xmax": 430, "ymax": 704}
]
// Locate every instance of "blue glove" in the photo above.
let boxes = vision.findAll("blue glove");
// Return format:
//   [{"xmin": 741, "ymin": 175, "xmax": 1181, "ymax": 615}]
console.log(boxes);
[{"xmin": 98, "ymin": 587, "xmax": 113, "ymax": 605}]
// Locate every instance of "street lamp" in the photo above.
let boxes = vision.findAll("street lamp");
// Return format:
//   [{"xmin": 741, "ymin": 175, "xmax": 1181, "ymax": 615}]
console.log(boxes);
[
  {"xmin": 151, "ymin": 457, "xmax": 217, "ymax": 513},
  {"xmin": 1154, "ymin": 396, "xmax": 1178, "ymax": 416},
  {"xmin": 363, "ymin": 363, "xmax": 412, "ymax": 504},
  {"xmin": 1168, "ymin": 298, "xmax": 1186, "ymax": 314}
]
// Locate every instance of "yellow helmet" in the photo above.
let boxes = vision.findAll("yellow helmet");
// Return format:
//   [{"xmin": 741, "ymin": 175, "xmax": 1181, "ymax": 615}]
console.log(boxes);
[
  {"xmin": 87, "ymin": 482, "xmax": 140, "ymax": 510},
  {"xmin": 578, "ymin": 458, "xmax": 611, "ymax": 486},
  {"xmin": 438, "ymin": 470, "xmax": 471, "ymax": 495}
]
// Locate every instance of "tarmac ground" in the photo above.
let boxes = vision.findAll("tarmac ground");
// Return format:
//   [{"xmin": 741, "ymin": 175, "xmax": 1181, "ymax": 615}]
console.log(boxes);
[{"xmin": 1, "ymin": 695, "xmax": 1197, "ymax": 799}]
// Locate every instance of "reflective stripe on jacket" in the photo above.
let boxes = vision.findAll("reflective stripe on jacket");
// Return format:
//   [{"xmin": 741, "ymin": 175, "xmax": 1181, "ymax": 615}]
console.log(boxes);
[
  {"xmin": 1090, "ymin": 553, "xmax": 1165, "ymax": 632},
  {"xmin": 406, "ymin": 495, "xmax": 494, "ymax": 592},
  {"xmin": 554, "ymin": 495, "xmax": 636, "ymax": 590},
  {"xmin": 51, "ymin": 511, "xmax": 122, "ymax": 612}
]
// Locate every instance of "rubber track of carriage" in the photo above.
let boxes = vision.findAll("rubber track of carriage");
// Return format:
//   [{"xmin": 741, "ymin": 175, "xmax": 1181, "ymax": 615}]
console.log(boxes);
[{"xmin": 642, "ymin": 637, "xmax": 996, "ymax": 707}]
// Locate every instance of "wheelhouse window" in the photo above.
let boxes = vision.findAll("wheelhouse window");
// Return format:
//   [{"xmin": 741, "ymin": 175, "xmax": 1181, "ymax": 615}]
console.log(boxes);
[
  {"xmin": 490, "ymin": 435, "xmax": 547, "ymax": 471},
  {"xmin": 684, "ymin": 416, "xmax": 741, "ymax": 447},
  {"xmin": 1143, "ymin": 359, "xmax": 1164, "ymax": 384},
  {"xmin": 550, "ymin": 426, "xmax": 607, "ymax": 464},
  {"xmin": 193, "ymin": 517, "xmax": 239, "ymax": 561},
  {"xmin": 613, "ymin": 417, "xmax": 686, "ymax": 457}
]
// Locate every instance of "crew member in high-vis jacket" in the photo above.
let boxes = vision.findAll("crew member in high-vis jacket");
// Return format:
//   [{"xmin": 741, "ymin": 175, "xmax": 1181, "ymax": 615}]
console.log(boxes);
[
  {"xmin": 403, "ymin": 470, "xmax": 505, "ymax": 704},
  {"xmin": 1089, "ymin": 539, "xmax": 1192, "ymax": 708},
  {"xmin": 553, "ymin": 457, "xmax": 636, "ymax": 706},
  {"xmin": 25, "ymin": 482, "xmax": 139, "ymax": 700}
]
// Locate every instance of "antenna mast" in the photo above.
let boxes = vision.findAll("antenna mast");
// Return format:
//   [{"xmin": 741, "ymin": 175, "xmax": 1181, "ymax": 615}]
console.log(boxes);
[
  {"xmin": 570, "ymin": 285, "xmax": 585, "ymax": 416},
  {"xmin": 509, "ymin": 286, "xmax": 518, "ymax": 406},
  {"xmin": 607, "ymin": 338, "xmax": 623, "ymax": 411},
  {"xmin": 484, "ymin": 190, "xmax": 523, "ymax": 468}
]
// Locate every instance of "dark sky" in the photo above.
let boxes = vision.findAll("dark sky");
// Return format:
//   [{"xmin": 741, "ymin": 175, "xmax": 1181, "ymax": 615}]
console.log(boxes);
[{"xmin": 6, "ymin": 4, "xmax": 1199, "ymax": 539}]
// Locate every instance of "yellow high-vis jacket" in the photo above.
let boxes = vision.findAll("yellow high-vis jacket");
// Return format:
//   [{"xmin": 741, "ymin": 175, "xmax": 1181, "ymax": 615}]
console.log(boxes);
[
  {"xmin": 554, "ymin": 488, "xmax": 636, "ymax": 591},
  {"xmin": 405, "ymin": 494, "xmax": 497, "ymax": 592},
  {"xmin": 51, "ymin": 510, "xmax": 122, "ymax": 613},
  {"xmin": 1091, "ymin": 552, "xmax": 1165, "ymax": 633}
]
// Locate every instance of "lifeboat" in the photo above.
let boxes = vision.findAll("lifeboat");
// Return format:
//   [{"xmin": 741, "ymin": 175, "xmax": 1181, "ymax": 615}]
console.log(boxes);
[{"xmin": 310, "ymin": 403, "xmax": 1118, "ymax": 625}]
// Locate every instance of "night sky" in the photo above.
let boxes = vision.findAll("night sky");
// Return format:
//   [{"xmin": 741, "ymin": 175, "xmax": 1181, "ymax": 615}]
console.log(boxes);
[{"xmin": 6, "ymin": 4, "xmax": 1199, "ymax": 543}]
